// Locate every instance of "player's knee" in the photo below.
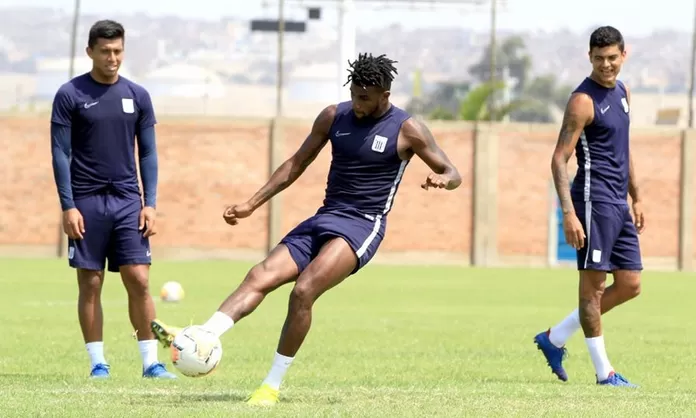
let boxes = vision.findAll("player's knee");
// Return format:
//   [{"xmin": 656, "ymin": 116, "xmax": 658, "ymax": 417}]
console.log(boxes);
[
  {"xmin": 120, "ymin": 265, "xmax": 150, "ymax": 295},
  {"xmin": 289, "ymin": 281, "xmax": 317, "ymax": 308},
  {"xmin": 626, "ymin": 281, "xmax": 641, "ymax": 300},
  {"xmin": 243, "ymin": 262, "xmax": 285, "ymax": 293},
  {"xmin": 616, "ymin": 272, "xmax": 641, "ymax": 300},
  {"xmin": 77, "ymin": 269, "xmax": 104, "ymax": 296}
]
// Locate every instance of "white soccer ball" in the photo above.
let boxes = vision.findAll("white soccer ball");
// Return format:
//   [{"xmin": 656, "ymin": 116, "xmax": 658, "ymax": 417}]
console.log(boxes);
[
  {"xmin": 170, "ymin": 325, "xmax": 223, "ymax": 377},
  {"xmin": 160, "ymin": 281, "xmax": 185, "ymax": 303}
]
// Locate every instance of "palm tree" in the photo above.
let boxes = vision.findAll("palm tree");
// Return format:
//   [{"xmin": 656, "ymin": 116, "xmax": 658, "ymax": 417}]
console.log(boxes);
[{"xmin": 428, "ymin": 80, "xmax": 528, "ymax": 121}]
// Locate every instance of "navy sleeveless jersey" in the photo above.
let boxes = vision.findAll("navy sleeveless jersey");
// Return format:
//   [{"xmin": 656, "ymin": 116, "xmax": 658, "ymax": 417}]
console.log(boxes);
[
  {"xmin": 570, "ymin": 77, "xmax": 631, "ymax": 204},
  {"xmin": 318, "ymin": 101, "xmax": 412, "ymax": 218},
  {"xmin": 51, "ymin": 73, "xmax": 156, "ymax": 200}
]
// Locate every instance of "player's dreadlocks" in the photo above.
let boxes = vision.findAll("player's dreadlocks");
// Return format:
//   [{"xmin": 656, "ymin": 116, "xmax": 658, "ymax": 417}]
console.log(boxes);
[{"xmin": 344, "ymin": 53, "xmax": 398, "ymax": 91}]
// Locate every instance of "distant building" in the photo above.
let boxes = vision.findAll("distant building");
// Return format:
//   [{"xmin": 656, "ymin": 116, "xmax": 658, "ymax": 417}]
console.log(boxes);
[
  {"xmin": 288, "ymin": 62, "xmax": 341, "ymax": 104},
  {"xmin": 139, "ymin": 63, "xmax": 225, "ymax": 99},
  {"xmin": 34, "ymin": 56, "xmax": 135, "ymax": 100}
]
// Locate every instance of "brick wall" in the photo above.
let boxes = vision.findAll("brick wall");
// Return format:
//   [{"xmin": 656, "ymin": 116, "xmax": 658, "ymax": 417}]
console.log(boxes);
[{"xmin": 1, "ymin": 114, "xmax": 692, "ymax": 269}]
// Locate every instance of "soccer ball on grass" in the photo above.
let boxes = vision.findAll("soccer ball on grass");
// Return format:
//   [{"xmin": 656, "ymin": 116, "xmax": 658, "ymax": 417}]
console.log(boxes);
[
  {"xmin": 170, "ymin": 325, "xmax": 223, "ymax": 377},
  {"xmin": 160, "ymin": 281, "xmax": 185, "ymax": 303}
]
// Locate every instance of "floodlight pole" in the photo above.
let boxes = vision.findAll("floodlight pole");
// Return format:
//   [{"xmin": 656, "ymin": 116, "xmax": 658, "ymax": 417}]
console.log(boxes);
[
  {"xmin": 689, "ymin": 0, "xmax": 696, "ymax": 127},
  {"xmin": 267, "ymin": 0, "xmax": 286, "ymax": 254},
  {"xmin": 59, "ymin": 0, "xmax": 81, "ymax": 259},
  {"xmin": 68, "ymin": 0, "xmax": 80, "ymax": 79},
  {"xmin": 488, "ymin": 0, "xmax": 497, "ymax": 121},
  {"xmin": 337, "ymin": 0, "xmax": 356, "ymax": 102}
]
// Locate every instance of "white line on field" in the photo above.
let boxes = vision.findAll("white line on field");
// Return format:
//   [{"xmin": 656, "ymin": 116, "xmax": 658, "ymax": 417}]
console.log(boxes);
[
  {"xmin": 21, "ymin": 300, "xmax": 129, "ymax": 307},
  {"xmin": 0, "ymin": 387, "xmax": 450, "ymax": 397},
  {"xmin": 20, "ymin": 299, "xmax": 178, "ymax": 308}
]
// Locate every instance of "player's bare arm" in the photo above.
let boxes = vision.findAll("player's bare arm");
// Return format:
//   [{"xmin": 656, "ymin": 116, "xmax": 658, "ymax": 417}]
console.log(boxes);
[
  {"xmin": 624, "ymin": 85, "xmax": 645, "ymax": 233},
  {"xmin": 399, "ymin": 118, "xmax": 461, "ymax": 190},
  {"xmin": 223, "ymin": 105, "xmax": 335, "ymax": 225},
  {"xmin": 551, "ymin": 92, "xmax": 593, "ymax": 248}
]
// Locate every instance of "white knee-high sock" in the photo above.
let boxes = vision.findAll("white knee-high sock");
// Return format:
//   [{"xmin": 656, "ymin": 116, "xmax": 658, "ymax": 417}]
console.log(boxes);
[
  {"xmin": 549, "ymin": 308, "xmax": 581, "ymax": 348},
  {"xmin": 585, "ymin": 336, "xmax": 614, "ymax": 381}
]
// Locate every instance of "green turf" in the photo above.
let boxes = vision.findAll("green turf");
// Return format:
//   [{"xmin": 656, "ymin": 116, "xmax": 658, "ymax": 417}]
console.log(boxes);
[{"xmin": 0, "ymin": 258, "xmax": 694, "ymax": 417}]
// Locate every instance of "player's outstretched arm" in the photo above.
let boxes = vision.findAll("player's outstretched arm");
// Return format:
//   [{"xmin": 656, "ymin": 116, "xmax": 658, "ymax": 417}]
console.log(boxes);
[
  {"xmin": 400, "ymin": 118, "xmax": 461, "ymax": 190},
  {"xmin": 551, "ymin": 93, "xmax": 593, "ymax": 216},
  {"xmin": 245, "ymin": 105, "xmax": 335, "ymax": 212}
]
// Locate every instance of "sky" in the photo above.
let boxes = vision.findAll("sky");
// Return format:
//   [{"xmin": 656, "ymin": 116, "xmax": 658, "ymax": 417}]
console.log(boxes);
[{"xmin": 2, "ymin": 0, "xmax": 695, "ymax": 36}]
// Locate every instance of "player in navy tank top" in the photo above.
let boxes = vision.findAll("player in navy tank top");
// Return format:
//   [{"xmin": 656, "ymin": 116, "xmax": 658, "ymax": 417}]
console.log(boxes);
[
  {"xmin": 534, "ymin": 26, "xmax": 643, "ymax": 388},
  {"xmin": 149, "ymin": 53, "xmax": 462, "ymax": 404},
  {"xmin": 49, "ymin": 20, "xmax": 176, "ymax": 380}
]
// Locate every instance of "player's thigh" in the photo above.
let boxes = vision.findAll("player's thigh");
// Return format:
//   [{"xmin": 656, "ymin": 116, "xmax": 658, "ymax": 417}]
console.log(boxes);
[
  {"xmin": 314, "ymin": 212, "xmax": 384, "ymax": 274},
  {"xmin": 279, "ymin": 215, "xmax": 320, "ymax": 274},
  {"xmin": 107, "ymin": 198, "xmax": 150, "ymax": 274},
  {"xmin": 609, "ymin": 205, "xmax": 644, "ymax": 273},
  {"xmin": 70, "ymin": 194, "xmax": 112, "ymax": 271},
  {"xmin": 293, "ymin": 237, "xmax": 358, "ymax": 301},
  {"xmin": 241, "ymin": 244, "xmax": 301, "ymax": 292},
  {"xmin": 575, "ymin": 201, "xmax": 621, "ymax": 272}
]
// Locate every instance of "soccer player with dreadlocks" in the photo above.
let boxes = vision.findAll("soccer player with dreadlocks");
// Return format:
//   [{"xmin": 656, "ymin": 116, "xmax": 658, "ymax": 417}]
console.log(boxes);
[{"xmin": 149, "ymin": 53, "xmax": 461, "ymax": 405}]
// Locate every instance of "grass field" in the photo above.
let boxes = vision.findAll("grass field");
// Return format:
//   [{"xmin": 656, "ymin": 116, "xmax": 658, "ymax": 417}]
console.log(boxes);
[{"xmin": 1, "ymin": 258, "xmax": 695, "ymax": 417}]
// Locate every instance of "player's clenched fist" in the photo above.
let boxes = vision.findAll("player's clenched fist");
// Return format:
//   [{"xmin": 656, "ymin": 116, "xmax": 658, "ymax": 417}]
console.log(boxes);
[
  {"xmin": 421, "ymin": 172, "xmax": 447, "ymax": 190},
  {"xmin": 223, "ymin": 202, "xmax": 254, "ymax": 226},
  {"xmin": 63, "ymin": 208, "xmax": 85, "ymax": 240}
]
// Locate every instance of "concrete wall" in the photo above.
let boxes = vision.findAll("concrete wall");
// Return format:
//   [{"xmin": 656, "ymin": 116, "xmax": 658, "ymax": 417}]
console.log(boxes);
[{"xmin": 1, "ymin": 114, "xmax": 693, "ymax": 271}]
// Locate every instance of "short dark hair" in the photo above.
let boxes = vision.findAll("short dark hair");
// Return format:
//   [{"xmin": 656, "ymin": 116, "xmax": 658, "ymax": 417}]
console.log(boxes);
[
  {"xmin": 589, "ymin": 26, "xmax": 624, "ymax": 52},
  {"xmin": 344, "ymin": 53, "xmax": 398, "ymax": 91},
  {"xmin": 88, "ymin": 20, "xmax": 125, "ymax": 48}
]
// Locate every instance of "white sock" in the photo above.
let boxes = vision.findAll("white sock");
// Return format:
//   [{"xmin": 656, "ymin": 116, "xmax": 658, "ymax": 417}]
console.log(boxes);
[
  {"xmin": 203, "ymin": 311, "xmax": 235, "ymax": 337},
  {"xmin": 262, "ymin": 352, "xmax": 294, "ymax": 390},
  {"xmin": 86, "ymin": 341, "xmax": 107, "ymax": 368},
  {"xmin": 585, "ymin": 336, "xmax": 614, "ymax": 381},
  {"xmin": 549, "ymin": 308, "xmax": 581, "ymax": 348},
  {"xmin": 138, "ymin": 339, "xmax": 159, "ymax": 369}
]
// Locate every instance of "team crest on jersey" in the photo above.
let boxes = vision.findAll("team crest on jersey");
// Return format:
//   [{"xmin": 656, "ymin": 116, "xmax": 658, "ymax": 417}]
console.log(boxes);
[
  {"xmin": 122, "ymin": 98, "xmax": 134, "ymax": 114},
  {"xmin": 371, "ymin": 135, "xmax": 388, "ymax": 153},
  {"xmin": 621, "ymin": 97, "xmax": 629, "ymax": 113}
]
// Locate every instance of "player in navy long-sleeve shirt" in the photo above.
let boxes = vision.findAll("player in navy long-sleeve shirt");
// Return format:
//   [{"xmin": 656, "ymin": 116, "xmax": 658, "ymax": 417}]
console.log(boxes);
[{"xmin": 50, "ymin": 19, "xmax": 175, "ymax": 379}]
